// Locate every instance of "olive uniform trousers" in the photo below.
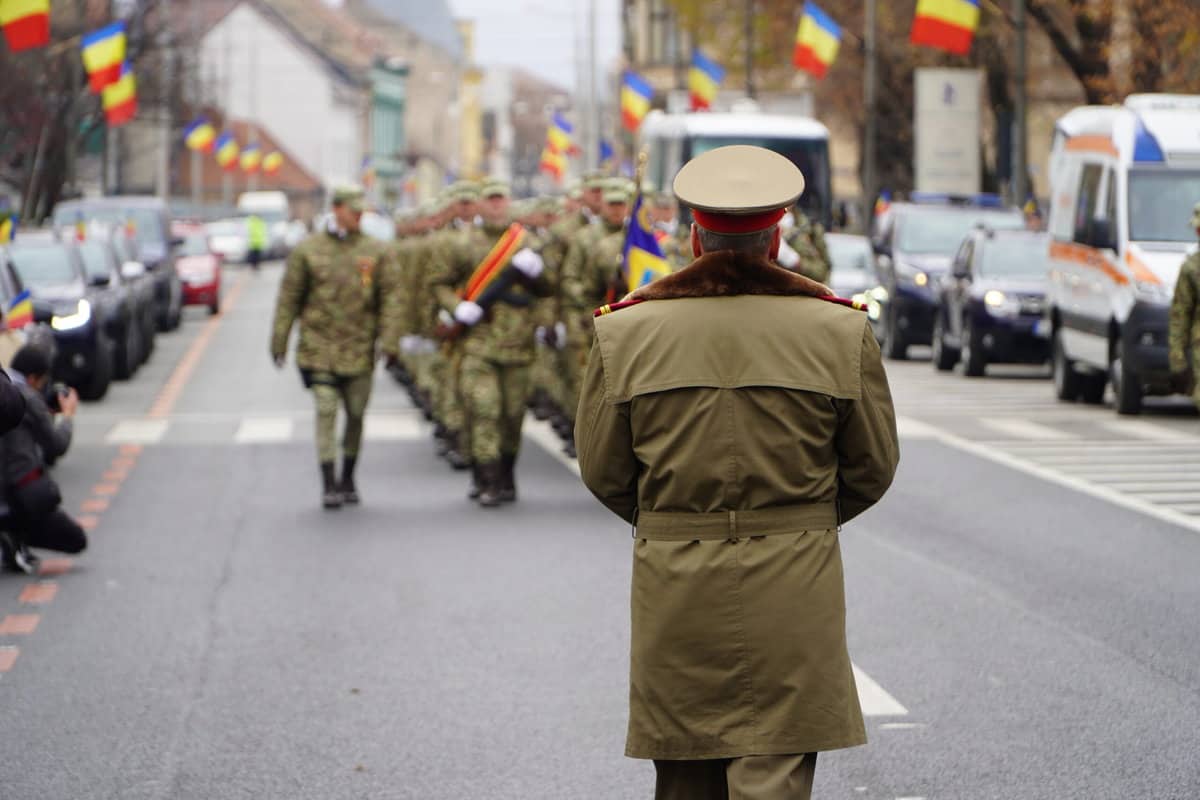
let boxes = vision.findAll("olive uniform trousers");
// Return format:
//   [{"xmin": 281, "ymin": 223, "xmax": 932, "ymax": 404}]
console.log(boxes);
[
  {"xmin": 654, "ymin": 753, "xmax": 817, "ymax": 800},
  {"xmin": 310, "ymin": 371, "xmax": 373, "ymax": 464},
  {"xmin": 460, "ymin": 354, "xmax": 531, "ymax": 464}
]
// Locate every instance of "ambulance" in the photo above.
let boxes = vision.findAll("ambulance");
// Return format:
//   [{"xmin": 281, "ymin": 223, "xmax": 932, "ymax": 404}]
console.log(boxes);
[{"xmin": 1045, "ymin": 94, "xmax": 1200, "ymax": 414}]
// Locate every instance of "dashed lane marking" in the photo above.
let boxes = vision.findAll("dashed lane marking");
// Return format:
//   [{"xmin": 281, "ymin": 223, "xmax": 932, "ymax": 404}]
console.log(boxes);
[
  {"xmin": 80, "ymin": 498, "xmax": 109, "ymax": 513},
  {"xmin": 362, "ymin": 414, "xmax": 424, "ymax": 441},
  {"xmin": 853, "ymin": 665, "xmax": 909, "ymax": 717},
  {"xmin": 979, "ymin": 418, "xmax": 1079, "ymax": 441},
  {"xmin": 1096, "ymin": 419, "xmax": 1199, "ymax": 442},
  {"xmin": 0, "ymin": 646, "xmax": 18, "ymax": 672},
  {"xmin": 233, "ymin": 417, "xmax": 294, "ymax": 444},
  {"xmin": 104, "ymin": 419, "xmax": 169, "ymax": 445},
  {"xmin": 37, "ymin": 559, "xmax": 73, "ymax": 577}
]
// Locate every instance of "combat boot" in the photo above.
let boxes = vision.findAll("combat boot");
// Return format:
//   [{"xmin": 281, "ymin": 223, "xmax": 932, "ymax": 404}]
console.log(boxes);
[
  {"xmin": 320, "ymin": 462, "xmax": 342, "ymax": 510},
  {"xmin": 562, "ymin": 433, "xmax": 577, "ymax": 460},
  {"xmin": 475, "ymin": 462, "xmax": 504, "ymax": 508},
  {"xmin": 445, "ymin": 435, "xmax": 472, "ymax": 471},
  {"xmin": 498, "ymin": 454, "xmax": 517, "ymax": 503},
  {"xmin": 468, "ymin": 463, "xmax": 482, "ymax": 500},
  {"xmin": 340, "ymin": 456, "xmax": 360, "ymax": 505}
]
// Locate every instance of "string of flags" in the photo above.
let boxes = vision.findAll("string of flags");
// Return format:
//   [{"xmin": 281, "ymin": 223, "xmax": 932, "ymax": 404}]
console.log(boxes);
[
  {"xmin": 688, "ymin": 50, "xmax": 724, "ymax": 112},
  {"xmin": 793, "ymin": 2, "xmax": 841, "ymax": 80},
  {"xmin": 0, "ymin": 0, "xmax": 49, "ymax": 52}
]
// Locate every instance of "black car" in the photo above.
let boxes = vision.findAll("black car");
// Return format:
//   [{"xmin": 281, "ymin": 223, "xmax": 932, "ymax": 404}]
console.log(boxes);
[
  {"xmin": 0, "ymin": 250, "xmax": 57, "ymax": 364},
  {"xmin": 52, "ymin": 197, "xmax": 183, "ymax": 331},
  {"xmin": 5, "ymin": 235, "xmax": 113, "ymax": 400},
  {"xmin": 108, "ymin": 232, "xmax": 158, "ymax": 359},
  {"xmin": 870, "ymin": 197, "xmax": 1026, "ymax": 359},
  {"xmin": 932, "ymin": 229, "xmax": 1053, "ymax": 377},
  {"xmin": 74, "ymin": 237, "xmax": 152, "ymax": 379}
]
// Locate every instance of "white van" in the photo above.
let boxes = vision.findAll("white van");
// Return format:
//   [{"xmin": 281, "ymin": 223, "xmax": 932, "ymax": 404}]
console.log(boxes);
[
  {"xmin": 1045, "ymin": 94, "xmax": 1200, "ymax": 414},
  {"xmin": 236, "ymin": 191, "xmax": 291, "ymax": 257}
]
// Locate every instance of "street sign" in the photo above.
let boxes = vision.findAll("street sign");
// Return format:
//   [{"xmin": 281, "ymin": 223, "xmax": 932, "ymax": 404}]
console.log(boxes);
[{"xmin": 914, "ymin": 68, "xmax": 982, "ymax": 195}]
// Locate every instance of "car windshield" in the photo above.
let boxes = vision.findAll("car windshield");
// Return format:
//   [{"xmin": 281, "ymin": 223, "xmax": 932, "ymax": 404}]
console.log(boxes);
[
  {"xmin": 897, "ymin": 209, "xmax": 1025, "ymax": 255},
  {"xmin": 53, "ymin": 206, "xmax": 163, "ymax": 247},
  {"xmin": 979, "ymin": 237, "xmax": 1049, "ymax": 277},
  {"xmin": 827, "ymin": 236, "xmax": 872, "ymax": 272},
  {"xmin": 1127, "ymin": 170, "xmax": 1200, "ymax": 242},
  {"xmin": 9, "ymin": 244, "xmax": 79, "ymax": 287},
  {"xmin": 179, "ymin": 234, "xmax": 210, "ymax": 256},
  {"xmin": 76, "ymin": 241, "xmax": 113, "ymax": 281},
  {"xmin": 688, "ymin": 136, "xmax": 830, "ymax": 220}
]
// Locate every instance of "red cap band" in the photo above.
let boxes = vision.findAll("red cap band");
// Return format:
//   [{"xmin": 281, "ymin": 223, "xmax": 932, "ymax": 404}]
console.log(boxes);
[{"xmin": 692, "ymin": 207, "xmax": 788, "ymax": 235}]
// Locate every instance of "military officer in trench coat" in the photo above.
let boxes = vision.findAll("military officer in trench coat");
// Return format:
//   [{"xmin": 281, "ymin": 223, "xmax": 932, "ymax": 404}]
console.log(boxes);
[{"xmin": 575, "ymin": 145, "xmax": 900, "ymax": 800}]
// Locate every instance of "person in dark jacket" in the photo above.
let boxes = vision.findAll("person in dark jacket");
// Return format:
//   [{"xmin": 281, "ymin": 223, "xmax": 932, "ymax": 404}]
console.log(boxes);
[
  {"xmin": 0, "ymin": 364, "xmax": 24, "ymax": 434},
  {"xmin": 0, "ymin": 345, "xmax": 85, "ymax": 573}
]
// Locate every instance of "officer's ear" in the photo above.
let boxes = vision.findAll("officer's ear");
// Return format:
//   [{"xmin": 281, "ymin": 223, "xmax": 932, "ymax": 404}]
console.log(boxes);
[
  {"xmin": 691, "ymin": 223, "xmax": 702, "ymax": 258},
  {"xmin": 768, "ymin": 226, "xmax": 782, "ymax": 260}
]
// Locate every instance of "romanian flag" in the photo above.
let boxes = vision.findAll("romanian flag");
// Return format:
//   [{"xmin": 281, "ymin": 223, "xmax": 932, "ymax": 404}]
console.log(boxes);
[
  {"xmin": 623, "ymin": 192, "xmax": 671, "ymax": 292},
  {"xmin": 361, "ymin": 156, "xmax": 376, "ymax": 188},
  {"xmin": 539, "ymin": 147, "xmax": 566, "ymax": 181},
  {"xmin": 546, "ymin": 113, "xmax": 574, "ymax": 154},
  {"xmin": 102, "ymin": 63, "xmax": 137, "ymax": 127},
  {"xmin": 688, "ymin": 51, "xmax": 724, "ymax": 111},
  {"xmin": 793, "ymin": 2, "xmax": 841, "ymax": 80},
  {"xmin": 620, "ymin": 71, "xmax": 653, "ymax": 132},
  {"xmin": 81, "ymin": 22, "xmax": 126, "ymax": 93},
  {"xmin": 215, "ymin": 132, "xmax": 240, "ymax": 171},
  {"xmin": 184, "ymin": 116, "xmax": 217, "ymax": 153},
  {"xmin": 875, "ymin": 189, "xmax": 892, "ymax": 216},
  {"xmin": 599, "ymin": 139, "xmax": 614, "ymax": 167},
  {"xmin": 240, "ymin": 144, "xmax": 262, "ymax": 174},
  {"xmin": 5, "ymin": 290, "xmax": 33, "ymax": 330},
  {"xmin": 0, "ymin": 0, "xmax": 49, "ymax": 52},
  {"xmin": 911, "ymin": 0, "xmax": 980, "ymax": 56},
  {"xmin": 0, "ymin": 213, "xmax": 16, "ymax": 243},
  {"xmin": 262, "ymin": 151, "xmax": 284, "ymax": 175}
]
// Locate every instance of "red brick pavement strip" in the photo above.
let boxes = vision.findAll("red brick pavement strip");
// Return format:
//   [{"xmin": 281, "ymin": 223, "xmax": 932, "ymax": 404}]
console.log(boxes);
[
  {"xmin": 18, "ymin": 583, "xmax": 58, "ymax": 605},
  {"xmin": 0, "ymin": 614, "xmax": 40, "ymax": 635},
  {"xmin": 38, "ymin": 559, "xmax": 73, "ymax": 577},
  {"xmin": 80, "ymin": 498, "xmax": 109, "ymax": 513},
  {"xmin": 0, "ymin": 647, "xmax": 18, "ymax": 672}
]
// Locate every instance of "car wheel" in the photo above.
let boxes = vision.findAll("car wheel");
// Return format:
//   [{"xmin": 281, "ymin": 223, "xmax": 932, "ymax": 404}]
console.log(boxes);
[
  {"xmin": 140, "ymin": 311, "xmax": 156, "ymax": 362},
  {"xmin": 882, "ymin": 307, "xmax": 908, "ymax": 361},
  {"xmin": 1111, "ymin": 349, "xmax": 1143, "ymax": 416},
  {"xmin": 931, "ymin": 313, "xmax": 958, "ymax": 372},
  {"xmin": 114, "ymin": 323, "xmax": 138, "ymax": 380},
  {"xmin": 78, "ymin": 338, "xmax": 114, "ymax": 402},
  {"xmin": 962, "ymin": 319, "xmax": 986, "ymax": 377},
  {"xmin": 209, "ymin": 294, "xmax": 221, "ymax": 316},
  {"xmin": 1052, "ymin": 327, "xmax": 1081, "ymax": 402}
]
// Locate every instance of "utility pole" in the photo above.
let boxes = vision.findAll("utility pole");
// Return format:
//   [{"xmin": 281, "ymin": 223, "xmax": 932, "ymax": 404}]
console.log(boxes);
[
  {"xmin": 156, "ymin": 0, "xmax": 173, "ymax": 200},
  {"xmin": 190, "ymin": 0, "xmax": 202, "ymax": 207},
  {"xmin": 862, "ymin": 0, "xmax": 878, "ymax": 232},
  {"xmin": 744, "ymin": 0, "xmax": 755, "ymax": 99},
  {"xmin": 1013, "ymin": 0, "xmax": 1028, "ymax": 207},
  {"xmin": 222, "ymin": 21, "xmax": 233, "ymax": 207},
  {"xmin": 586, "ymin": 0, "xmax": 598, "ymax": 170},
  {"xmin": 247, "ymin": 31, "xmax": 258, "ymax": 192}
]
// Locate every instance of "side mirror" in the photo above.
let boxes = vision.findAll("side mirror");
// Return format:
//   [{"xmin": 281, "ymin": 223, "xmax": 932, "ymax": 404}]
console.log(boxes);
[
  {"xmin": 89, "ymin": 274, "xmax": 112, "ymax": 288},
  {"xmin": 170, "ymin": 235, "xmax": 186, "ymax": 249},
  {"xmin": 32, "ymin": 299, "xmax": 53, "ymax": 324},
  {"xmin": 121, "ymin": 261, "xmax": 147, "ymax": 280},
  {"xmin": 1090, "ymin": 219, "xmax": 1116, "ymax": 251},
  {"xmin": 951, "ymin": 260, "xmax": 971, "ymax": 280}
]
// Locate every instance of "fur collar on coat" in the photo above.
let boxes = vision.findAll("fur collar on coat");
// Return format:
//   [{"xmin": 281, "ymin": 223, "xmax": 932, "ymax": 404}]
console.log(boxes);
[{"xmin": 626, "ymin": 250, "xmax": 832, "ymax": 303}]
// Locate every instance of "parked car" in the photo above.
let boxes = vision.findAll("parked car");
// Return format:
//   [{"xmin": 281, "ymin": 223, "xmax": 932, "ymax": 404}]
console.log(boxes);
[
  {"xmin": 0, "ymin": 249, "xmax": 57, "ymax": 368},
  {"xmin": 206, "ymin": 218, "xmax": 249, "ymax": 264},
  {"xmin": 869, "ymin": 195, "xmax": 1026, "ymax": 359},
  {"xmin": 5, "ymin": 234, "xmax": 112, "ymax": 400},
  {"xmin": 74, "ymin": 236, "xmax": 152, "ymax": 379},
  {"xmin": 107, "ymin": 232, "xmax": 157, "ymax": 361},
  {"xmin": 825, "ymin": 233, "xmax": 876, "ymax": 304},
  {"xmin": 932, "ymin": 228, "xmax": 1052, "ymax": 376},
  {"xmin": 172, "ymin": 223, "xmax": 221, "ymax": 314},
  {"xmin": 52, "ymin": 196, "xmax": 184, "ymax": 331}
]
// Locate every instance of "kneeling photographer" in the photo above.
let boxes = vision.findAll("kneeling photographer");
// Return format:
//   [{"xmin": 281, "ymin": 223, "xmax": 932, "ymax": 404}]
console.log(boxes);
[{"xmin": 0, "ymin": 345, "xmax": 86, "ymax": 573}]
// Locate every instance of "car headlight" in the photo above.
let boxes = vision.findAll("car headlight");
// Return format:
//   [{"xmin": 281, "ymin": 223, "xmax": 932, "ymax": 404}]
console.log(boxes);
[
  {"xmin": 983, "ymin": 290, "xmax": 1020, "ymax": 318},
  {"xmin": 51, "ymin": 299, "xmax": 92, "ymax": 331},
  {"xmin": 895, "ymin": 262, "xmax": 930, "ymax": 289}
]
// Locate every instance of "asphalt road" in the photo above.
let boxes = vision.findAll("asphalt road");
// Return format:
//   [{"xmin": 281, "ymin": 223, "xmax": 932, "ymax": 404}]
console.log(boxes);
[{"xmin": 1, "ymin": 263, "xmax": 1199, "ymax": 799}]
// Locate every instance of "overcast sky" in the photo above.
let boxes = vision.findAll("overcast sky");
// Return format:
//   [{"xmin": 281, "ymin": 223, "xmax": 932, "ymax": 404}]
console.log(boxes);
[{"xmin": 449, "ymin": 0, "xmax": 621, "ymax": 93}]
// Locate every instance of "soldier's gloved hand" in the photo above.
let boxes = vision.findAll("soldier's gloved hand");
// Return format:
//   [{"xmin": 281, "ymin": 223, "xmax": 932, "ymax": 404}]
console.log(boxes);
[
  {"xmin": 776, "ymin": 238, "xmax": 801, "ymax": 269},
  {"xmin": 453, "ymin": 300, "xmax": 484, "ymax": 326},
  {"xmin": 554, "ymin": 321, "xmax": 566, "ymax": 349},
  {"xmin": 541, "ymin": 324, "xmax": 559, "ymax": 348},
  {"xmin": 511, "ymin": 248, "xmax": 545, "ymax": 278},
  {"xmin": 272, "ymin": 353, "xmax": 285, "ymax": 369}
]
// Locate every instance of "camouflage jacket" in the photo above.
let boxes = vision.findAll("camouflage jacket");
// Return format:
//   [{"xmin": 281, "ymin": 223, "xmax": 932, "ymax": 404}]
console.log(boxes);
[
  {"xmin": 562, "ymin": 219, "xmax": 626, "ymax": 341},
  {"xmin": 1168, "ymin": 250, "xmax": 1200, "ymax": 373},
  {"xmin": 271, "ymin": 229, "xmax": 392, "ymax": 375},
  {"xmin": 785, "ymin": 213, "xmax": 832, "ymax": 284},
  {"xmin": 428, "ymin": 222, "xmax": 552, "ymax": 365},
  {"xmin": 537, "ymin": 211, "xmax": 591, "ymax": 326}
]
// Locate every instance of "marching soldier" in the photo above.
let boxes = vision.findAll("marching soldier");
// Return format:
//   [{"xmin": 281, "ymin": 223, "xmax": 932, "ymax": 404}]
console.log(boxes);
[
  {"xmin": 271, "ymin": 185, "xmax": 397, "ymax": 510},
  {"xmin": 778, "ymin": 207, "xmax": 832, "ymax": 284},
  {"xmin": 429, "ymin": 179, "xmax": 552, "ymax": 506},
  {"xmin": 1168, "ymin": 202, "xmax": 1200, "ymax": 405},
  {"xmin": 575, "ymin": 146, "xmax": 899, "ymax": 799}
]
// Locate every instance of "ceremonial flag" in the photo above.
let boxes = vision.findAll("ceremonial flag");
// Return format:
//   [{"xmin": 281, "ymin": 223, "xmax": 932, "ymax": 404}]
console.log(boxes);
[
  {"xmin": 539, "ymin": 146, "xmax": 566, "ymax": 181},
  {"xmin": 5, "ymin": 290, "xmax": 33, "ymax": 330},
  {"xmin": 215, "ymin": 132, "xmax": 240, "ymax": 171},
  {"xmin": 793, "ymin": 2, "xmax": 841, "ymax": 80},
  {"xmin": 620, "ymin": 71, "xmax": 653, "ymax": 132},
  {"xmin": 0, "ymin": 213, "xmax": 16, "ymax": 243},
  {"xmin": 599, "ymin": 139, "xmax": 614, "ymax": 167},
  {"xmin": 101, "ymin": 63, "xmax": 137, "ymax": 127},
  {"xmin": 183, "ymin": 116, "xmax": 217, "ymax": 153},
  {"xmin": 0, "ymin": 0, "xmax": 49, "ymax": 52},
  {"xmin": 911, "ymin": 0, "xmax": 980, "ymax": 56},
  {"xmin": 262, "ymin": 151, "xmax": 284, "ymax": 175},
  {"xmin": 546, "ymin": 112, "xmax": 574, "ymax": 154},
  {"xmin": 688, "ymin": 50, "xmax": 724, "ymax": 111},
  {"xmin": 240, "ymin": 144, "xmax": 262, "ymax": 174},
  {"xmin": 623, "ymin": 192, "xmax": 671, "ymax": 292},
  {"xmin": 81, "ymin": 22, "xmax": 126, "ymax": 93},
  {"xmin": 874, "ymin": 189, "xmax": 892, "ymax": 216}
]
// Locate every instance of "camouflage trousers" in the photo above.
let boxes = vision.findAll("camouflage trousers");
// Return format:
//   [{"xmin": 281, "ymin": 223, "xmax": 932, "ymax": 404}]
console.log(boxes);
[
  {"xmin": 460, "ymin": 354, "xmax": 531, "ymax": 464},
  {"xmin": 310, "ymin": 371, "xmax": 374, "ymax": 464},
  {"xmin": 532, "ymin": 340, "xmax": 565, "ymax": 410},
  {"xmin": 562, "ymin": 340, "xmax": 590, "ymax": 424},
  {"xmin": 432, "ymin": 348, "xmax": 467, "ymax": 439}
]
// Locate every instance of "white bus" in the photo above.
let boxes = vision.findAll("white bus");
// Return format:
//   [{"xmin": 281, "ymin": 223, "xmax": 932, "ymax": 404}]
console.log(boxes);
[
  {"xmin": 1045, "ymin": 94, "xmax": 1200, "ymax": 414},
  {"xmin": 639, "ymin": 110, "xmax": 833, "ymax": 228}
]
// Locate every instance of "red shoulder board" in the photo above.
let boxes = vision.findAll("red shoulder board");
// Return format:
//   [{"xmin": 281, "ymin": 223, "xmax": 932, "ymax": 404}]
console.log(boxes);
[
  {"xmin": 594, "ymin": 298, "xmax": 646, "ymax": 318},
  {"xmin": 818, "ymin": 294, "xmax": 868, "ymax": 312}
]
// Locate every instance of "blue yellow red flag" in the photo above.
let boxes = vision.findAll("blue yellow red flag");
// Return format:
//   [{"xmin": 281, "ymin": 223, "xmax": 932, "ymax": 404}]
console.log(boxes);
[
  {"xmin": 546, "ymin": 112, "xmax": 574, "ymax": 154},
  {"xmin": 599, "ymin": 139, "xmax": 615, "ymax": 166},
  {"xmin": 263, "ymin": 151, "xmax": 284, "ymax": 175},
  {"xmin": 620, "ymin": 71, "xmax": 654, "ymax": 132},
  {"xmin": 0, "ymin": 213, "xmax": 16, "ymax": 243},
  {"xmin": 688, "ymin": 51, "xmax": 724, "ymax": 111},
  {"xmin": 240, "ymin": 144, "xmax": 262, "ymax": 174},
  {"xmin": 81, "ymin": 22, "xmax": 127, "ymax": 93},
  {"xmin": 215, "ymin": 132, "xmax": 240, "ymax": 171},
  {"xmin": 911, "ymin": 0, "xmax": 980, "ymax": 56},
  {"xmin": 184, "ymin": 116, "xmax": 217, "ymax": 153},
  {"xmin": 874, "ymin": 189, "xmax": 892, "ymax": 216},
  {"xmin": 5, "ymin": 290, "xmax": 34, "ymax": 330},
  {"xmin": 623, "ymin": 193, "xmax": 672, "ymax": 292},
  {"xmin": 0, "ymin": 0, "xmax": 49, "ymax": 52},
  {"xmin": 539, "ymin": 147, "xmax": 566, "ymax": 181},
  {"xmin": 102, "ymin": 63, "xmax": 137, "ymax": 127},
  {"xmin": 793, "ymin": 2, "xmax": 841, "ymax": 80}
]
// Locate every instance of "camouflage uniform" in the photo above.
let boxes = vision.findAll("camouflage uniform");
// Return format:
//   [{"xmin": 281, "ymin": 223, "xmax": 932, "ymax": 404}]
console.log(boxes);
[
  {"xmin": 1168, "ymin": 248, "xmax": 1200, "ymax": 404},
  {"xmin": 427, "ymin": 220, "xmax": 474, "ymax": 457},
  {"xmin": 535, "ymin": 209, "xmax": 591, "ymax": 416},
  {"xmin": 270, "ymin": 218, "xmax": 395, "ymax": 501},
  {"xmin": 784, "ymin": 211, "xmax": 832, "ymax": 284}
]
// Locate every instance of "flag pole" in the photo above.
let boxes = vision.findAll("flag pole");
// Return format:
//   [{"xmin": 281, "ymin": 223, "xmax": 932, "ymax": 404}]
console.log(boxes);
[
  {"xmin": 1013, "ymin": 0, "xmax": 1028, "ymax": 206},
  {"xmin": 861, "ymin": 0, "xmax": 878, "ymax": 234}
]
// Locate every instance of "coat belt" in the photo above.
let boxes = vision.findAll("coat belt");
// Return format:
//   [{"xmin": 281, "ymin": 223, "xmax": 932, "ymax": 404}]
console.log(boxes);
[{"xmin": 634, "ymin": 502, "xmax": 839, "ymax": 541}]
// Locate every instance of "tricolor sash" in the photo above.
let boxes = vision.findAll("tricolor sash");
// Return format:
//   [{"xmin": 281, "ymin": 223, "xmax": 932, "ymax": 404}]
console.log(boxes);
[{"xmin": 461, "ymin": 223, "xmax": 527, "ymax": 302}]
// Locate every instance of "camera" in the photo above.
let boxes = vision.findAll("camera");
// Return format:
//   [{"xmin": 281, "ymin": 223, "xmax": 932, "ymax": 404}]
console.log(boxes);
[{"xmin": 45, "ymin": 382, "xmax": 69, "ymax": 413}]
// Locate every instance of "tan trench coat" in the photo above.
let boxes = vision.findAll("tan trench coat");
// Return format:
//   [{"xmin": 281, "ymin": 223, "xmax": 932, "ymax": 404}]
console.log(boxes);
[{"xmin": 575, "ymin": 251, "xmax": 899, "ymax": 761}]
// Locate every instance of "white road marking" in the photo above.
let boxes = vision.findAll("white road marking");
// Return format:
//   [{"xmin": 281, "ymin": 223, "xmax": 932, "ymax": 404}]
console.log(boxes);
[
  {"xmin": 979, "ymin": 418, "xmax": 1078, "ymax": 440},
  {"xmin": 897, "ymin": 417, "xmax": 941, "ymax": 439},
  {"xmin": 105, "ymin": 419, "xmax": 169, "ymax": 445},
  {"xmin": 363, "ymin": 414, "xmax": 424, "ymax": 441},
  {"xmin": 1097, "ymin": 419, "xmax": 1198, "ymax": 442},
  {"xmin": 523, "ymin": 416, "xmax": 580, "ymax": 477},
  {"xmin": 879, "ymin": 722, "xmax": 927, "ymax": 730},
  {"xmin": 853, "ymin": 665, "xmax": 908, "ymax": 717},
  {"xmin": 1098, "ymin": 482, "xmax": 1200, "ymax": 493},
  {"xmin": 233, "ymin": 417, "xmax": 294, "ymax": 444}
]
